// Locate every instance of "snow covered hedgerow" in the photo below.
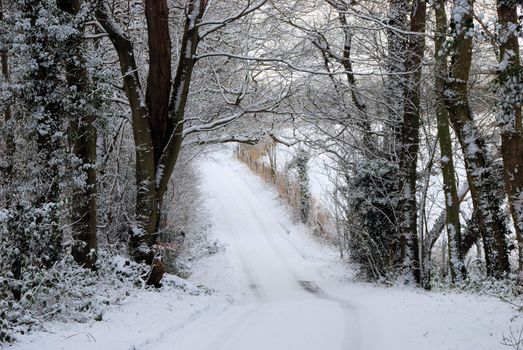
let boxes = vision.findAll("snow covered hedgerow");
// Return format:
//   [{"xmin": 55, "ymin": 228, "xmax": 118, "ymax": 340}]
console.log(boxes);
[
  {"xmin": 456, "ymin": 274, "xmax": 523, "ymax": 302},
  {"xmin": 285, "ymin": 149, "xmax": 312, "ymax": 224},
  {"xmin": 343, "ymin": 157, "xmax": 402, "ymax": 281},
  {"xmin": 0, "ymin": 251, "xmax": 150, "ymax": 343}
]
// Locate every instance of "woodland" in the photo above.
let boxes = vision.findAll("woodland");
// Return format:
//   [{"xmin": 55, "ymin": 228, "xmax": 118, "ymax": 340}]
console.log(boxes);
[{"xmin": 0, "ymin": 0, "xmax": 522, "ymax": 343}]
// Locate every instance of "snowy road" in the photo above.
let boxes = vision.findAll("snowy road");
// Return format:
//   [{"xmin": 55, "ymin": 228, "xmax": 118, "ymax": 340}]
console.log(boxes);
[
  {"xmin": 151, "ymin": 149, "xmax": 517, "ymax": 350},
  {"xmin": 165, "ymin": 151, "xmax": 362, "ymax": 350}
]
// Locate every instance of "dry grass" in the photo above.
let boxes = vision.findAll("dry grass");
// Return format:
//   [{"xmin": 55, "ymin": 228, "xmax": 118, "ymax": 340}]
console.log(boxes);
[{"xmin": 236, "ymin": 144, "xmax": 337, "ymax": 244}]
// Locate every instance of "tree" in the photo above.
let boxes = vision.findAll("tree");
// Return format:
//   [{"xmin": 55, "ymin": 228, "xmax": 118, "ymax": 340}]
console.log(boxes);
[
  {"xmin": 287, "ymin": 148, "xmax": 311, "ymax": 223},
  {"xmin": 57, "ymin": 0, "xmax": 98, "ymax": 270},
  {"xmin": 0, "ymin": 0, "xmax": 13, "ymax": 186},
  {"xmin": 397, "ymin": 0, "xmax": 426, "ymax": 284},
  {"xmin": 2, "ymin": 0, "xmax": 77, "ymax": 298},
  {"xmin": 494, "ymin": 0, "xmax": 523, "ymax": 272},
  {"xmin": 433, "ymin": 0, "xmax": 465, "ymax": 282},
  {"xmin": 445, "ymin": 0, "xmax": 510, "ymax": 278},
  {"xmin": 96, "ymin": 0, "xmax": 270, "ymax": 284},
  {"xmin": 95, "ymin": 0, "xmax": 207, "ymax": 285}
]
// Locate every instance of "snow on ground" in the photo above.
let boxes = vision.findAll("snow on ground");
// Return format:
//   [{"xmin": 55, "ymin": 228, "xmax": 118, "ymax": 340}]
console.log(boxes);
[
  {"xmin": 5, "ymin": 277, "xmax": 229, "ymax": 350},
  {"xmin": 7, "ymin": 147, "xmax": 520, "ymax": 350}
]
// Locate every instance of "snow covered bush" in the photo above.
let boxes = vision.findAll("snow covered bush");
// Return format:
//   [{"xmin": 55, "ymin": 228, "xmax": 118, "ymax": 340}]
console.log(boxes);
[
  {"xmin": 342, "ymin": 157, "xmax": 401, "ymax": 281},
  {"xmin": 0, "ymin": 252, "xmax": 150, "ymax": 343},
  {"xmin": 285, "ymin": 149, "xmax": 312, "ymax": 224}
]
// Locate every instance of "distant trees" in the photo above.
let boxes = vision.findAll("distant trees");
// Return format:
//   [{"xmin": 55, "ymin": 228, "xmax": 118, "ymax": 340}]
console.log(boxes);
[{"xmin": 286, "ymin": 149, "xmax": 311, "ymax": 223}]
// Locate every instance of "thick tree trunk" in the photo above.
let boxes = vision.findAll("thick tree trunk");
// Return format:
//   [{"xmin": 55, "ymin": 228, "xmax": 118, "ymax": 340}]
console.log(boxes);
[
  {"xmin": 433, "ymin": 0, "xmax": 465, "ymax": 282},
  {"xmin": 446, "ymin": 0, "xmax": 510, "ymax": 278},
  {"xmin": 496, "ymin": 0, "xmax": 523, "ymax": 272},
  {"xmin": 57, "ymin": 0, "xmax": 98, "ymax": 270},
  {"xmin": 383, "ymin": 0, "xmax": 409, "ymax": 274},
  {"xmin": 385, "ymin": 0, "xmax": 408, "ymax": 155},
  {"xmin": 70, "ymin": 115, "xmax": 98, "ymax": 268},
  {"xmin": 145, "ymin": 0, "xmax": 171, "ymax": 165},
  {"xmin": 97, "ymin": 3, "xmax": 158, "ymax": 265}
]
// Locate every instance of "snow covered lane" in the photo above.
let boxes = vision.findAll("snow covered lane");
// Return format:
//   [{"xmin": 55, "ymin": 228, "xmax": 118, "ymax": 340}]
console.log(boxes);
[
  {"xmin": 159, "ymin": 149, "xmax": 517, "ymax": 350},
  {"xmin": 157, "ymin": 150, "xmax": 360, "ymax": 350}
]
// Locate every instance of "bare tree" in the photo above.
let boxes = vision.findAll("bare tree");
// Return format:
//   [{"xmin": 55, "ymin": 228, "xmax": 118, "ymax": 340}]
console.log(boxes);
[
  {"xmin": 445, "ymin": 0, "xmax": 510, "ymax": 278},
  {"xmin": 433, "ymin": 0, "xmax": 465, "ymax": 282},
  {"xmin": 96, "ymin": 0, "xmax": 271, "ymax": 284},
  {"xmin": 494, "ymin": 0, "xmax": 523, "ymax": 272}
]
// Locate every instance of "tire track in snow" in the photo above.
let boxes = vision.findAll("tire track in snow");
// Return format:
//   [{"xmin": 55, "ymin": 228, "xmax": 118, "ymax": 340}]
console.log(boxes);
[
  {"xmin": 200, "ymin": 304, "xmax": 262, "ymax": 350},
  {"xmin": 297, "ymin": 280, "xmax": 361, "ymax": 349},
  {"xmin": 210, "ymin": 192, "xmax": 267, "ymax": 303},
  {"xmin": 230, "ymin": 160, "xmax": 362, "ymax": 350},
  {"xmin": 205, "ymin": 159, "xmax": 300, "ymax": 302}
]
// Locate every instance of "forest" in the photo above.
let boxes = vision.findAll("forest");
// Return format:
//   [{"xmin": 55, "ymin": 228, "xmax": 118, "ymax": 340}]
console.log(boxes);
[{"xmin": 0, "ymin": 0, "xmax": 522, "ymax": 347}]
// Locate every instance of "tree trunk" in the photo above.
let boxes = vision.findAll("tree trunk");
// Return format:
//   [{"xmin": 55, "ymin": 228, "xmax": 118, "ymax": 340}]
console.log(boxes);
[
  {"xmin": 25, "ymin": 2, "xmax": 64, "ymax": 266},
  {"xmin": 156, "ymin": 0, "xmax": 208, "ymax": 203},
  {"xmin": 385, "ymin": 0, "xmax": 408, "ymax": 155},
  {"xmin": 433, "ymin": 0, "xmax": 465, "ymax": 282},
  {"xmin": 445, "ymin": 0, "xmax": 510, "ymax": 278},
  {"xmin": 0, "ymin": 0, "xmax": 14, "ymax": 189},
  {"xmin": 70, "ymin": 114, "xmax": 98, "ymax": 268},
  {"xmin": 383, "ymin": 0, "xmax": 409, "ymax": 275},
  {"xmin": 397, "ymin": 0, "xmax": 426, "ymax": 284},
  {"xmin": 96, "ymin": 2, "xmax": 158, "ymax": 265},
  {"xmin": 461, "ymin": 210, "xmax": 481, "ymax": 256},
  {"xmin": 495, "ymin": 0, "xmax": 523, "ymax": 272},
  {"xmin": 57, "ymin": 0, "xmax": 98, "ymax": 270},
  {"xmin": 97, "ymin": 1, "xmax": 208, "ymax": 285},
  {"xmin": 145, "ymin": 0, "xmax": 171, "ymax": 166}
]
